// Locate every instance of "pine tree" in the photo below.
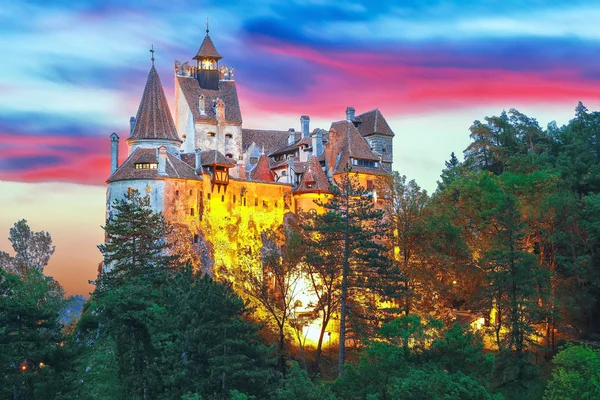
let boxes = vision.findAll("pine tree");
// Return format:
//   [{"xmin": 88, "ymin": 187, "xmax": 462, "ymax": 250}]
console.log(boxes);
[
  {"xmin": 97, "ymin": 189, "xmax": 176, "ymax": 292},
  {"xmin": 306, "ymin": 172, "xmax": 390, "ymax": 376}
]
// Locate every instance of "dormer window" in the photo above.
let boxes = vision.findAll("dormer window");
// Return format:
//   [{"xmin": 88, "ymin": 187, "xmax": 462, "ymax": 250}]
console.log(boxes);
[
  {"xmin": 199, "ymin": 94, "xmax": 206, "ymax": 115},
  {"xmin": 135, "ymin": 163, "xmax": 158, "ymax": 169},
  {"xmin": 226, "ymin": 153, "xmax": 233, "ymax": 158},
  {"xmin": 225, "ymin": 133, "xmax": 233, "ymax": 139},
  {"xmin": 207, "ymin": 132, "xmax": 216, "ymax": 137},
  {"xmin": 249, "ymin": 157, "xmax": 258, "ymax": 164},
  {"xmin": 351, "ymin": 158, "xmax": 379, "ymax": 168}
]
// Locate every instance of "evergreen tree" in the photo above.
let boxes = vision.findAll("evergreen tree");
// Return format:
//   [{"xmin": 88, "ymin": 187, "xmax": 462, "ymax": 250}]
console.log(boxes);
[
  {"xmin": 0, "ymin": 268, "xmax": 66, "ymax": 399},
  {"xmin": 97, "ymin": 189, "xmax": 175, "ymax": 292},
  {"xmin": 306, "ymin": 172, "xmax": 390, "ymax": 376}
]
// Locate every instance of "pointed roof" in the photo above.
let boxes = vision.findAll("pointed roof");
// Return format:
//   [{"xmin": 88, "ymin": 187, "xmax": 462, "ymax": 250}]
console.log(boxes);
[
  {"xmin": 294, "ymin": 156, "xmax": 331, "ymax": 194},
  {"xmin": 129, "ymin": 66, "xmax": 181, "ymax": 143},
  {"xmin": 250, "ymin": 154, "xmax": 275, "ymax": 182},
  {"xmin": 193, "ymin": 33, "xmax": 222, "ymax": 61},
  {"xmin": 329, "ymin": 120, "xmax": 387, "ymax": 175},
  {"xmin": 356, "ymin": 109, "xmax": 395, "ymax": 137},
  {"xmin": 107, "ymin": 148, "xmax": 201, "ymax": 183}
]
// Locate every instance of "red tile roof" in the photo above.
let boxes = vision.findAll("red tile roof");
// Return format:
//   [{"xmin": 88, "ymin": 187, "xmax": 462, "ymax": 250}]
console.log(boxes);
[
  {"xmin": 242, "ymin": 129, "xmax": 296, "ymax": 154},
  {"xmin": 129, "ymin": 66, "xmax": 181, "ymax": 143},
  {"xmin": 107, "ymin": 148, "xmax": 201, "ymax": 183},
  {"xmin": 294, "ymin": 156, "xmax": 330, "ymax": 194},
  {"xmin": 249, "ymin": 154, "xmax": 275, "ymax": 182},
  {"xmin": 268, "ymin": 137, "xmax": 312, "ymax": 157},
  {"xmin": 193, "ymin": 34, "xmax": 222, "ymax": 61},
  {"xmin": 356, "ymin": 109, "xmax": 395, "ymax": 138},
  {"xmin": 200, "ymin": 150, "xmax": 234, "ymax": 167},
  {"xmin": 177, "ymin": 77, "xmax": 242, "ymax": 125}
]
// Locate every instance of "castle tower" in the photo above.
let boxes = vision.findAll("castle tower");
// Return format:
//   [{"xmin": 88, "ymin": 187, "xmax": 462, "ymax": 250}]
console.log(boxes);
[
  {"xmin": 107, "ymin": 63, "xmax": 197, "ymax": 215},
  {"xmin": 193, "ymin": 28, "xmax": 222, "ymax": 91},
  {"xmin": 127, "ymin": 65, "xmax": 182, "ymax": 155},
  {"xmin": 174, "ymin": 27, "xmax": 243, "ymax": 173}
]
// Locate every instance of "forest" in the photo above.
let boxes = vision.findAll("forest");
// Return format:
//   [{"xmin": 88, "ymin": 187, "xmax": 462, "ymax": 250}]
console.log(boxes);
[{"xmin": 1, "ymin": 102, "xmax": 600, "ymax": 399}]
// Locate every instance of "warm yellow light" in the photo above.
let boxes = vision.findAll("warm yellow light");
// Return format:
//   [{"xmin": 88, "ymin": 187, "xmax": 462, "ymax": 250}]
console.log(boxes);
[
  {"xmin": 452, "ymin": 280, "xmax": 457, "ymax": 285},
  {"xmin": 39, "ymin": 362, "xmax": 45, "ymax": 368},
  {"xmin": 20, "ymin": 364, "xmax": 27, "ymax": 371}
]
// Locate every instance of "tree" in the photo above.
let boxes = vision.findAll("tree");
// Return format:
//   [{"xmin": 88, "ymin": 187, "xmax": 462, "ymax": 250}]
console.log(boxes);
[
  {"xmin": 93, "ymin": 189, "xmax": 177, "ymax": 399},
  {"xmin": 1, "ymin": 219, "xmax": 55, "ymax": 276},
  {"xmin": 544, "ymin": 344, "xmax": 600, "ymax": 400},
  {"xmin": 332, "ymin": 316, "xmax": 496, "ymax": 400},
  {"xmin": 236, "ymin": 228, "xmax": 304, "ymax": 374},
  {"xmin": 97, "ymin": 189, "xmax": 176, "ymax": 292},
  {"xmin": 381, "ymin": 173, "xmax": 427, "ymax": 315},
  {"xmin": 0, "ymin": 268, "xmax": 66, "ymax": 399},
  {"xmin": 308, "ymin": 172, "xmax": 390, "ymax": 376},
  {"xmin": 160, "ymin": 267, "xmax": 276, "ymax": 399}
]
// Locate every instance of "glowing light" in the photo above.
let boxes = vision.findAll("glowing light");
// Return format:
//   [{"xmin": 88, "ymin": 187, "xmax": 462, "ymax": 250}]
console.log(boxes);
[{"xmin": 20, "ymin": 364, "xmax": 27, "ymax": 371}]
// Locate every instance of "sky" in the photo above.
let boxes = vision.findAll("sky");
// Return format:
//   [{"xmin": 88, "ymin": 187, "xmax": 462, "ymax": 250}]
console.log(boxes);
[{"xmin": 1, "ymin": 0, "xmax": 600, "ymax": 296}]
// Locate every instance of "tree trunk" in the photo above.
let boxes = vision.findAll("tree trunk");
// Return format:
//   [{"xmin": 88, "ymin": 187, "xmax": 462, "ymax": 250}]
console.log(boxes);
[
  {"xmin": 338, "ymin": 195, "xmax": 351, "ymax": 377},
  {"xmin": 313, "ymin": 313, "xmax": 329, "ymax": 375}
]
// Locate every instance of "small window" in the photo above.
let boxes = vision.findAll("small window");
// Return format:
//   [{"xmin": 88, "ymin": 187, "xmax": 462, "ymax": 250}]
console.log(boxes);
[
  {"xmin": 281, "ymin": 170, "xmax": 287, "ymax": 176},
  {"xmin": 382, "ymin": 148, "xmax": 386, "ymax": 153},
  {"xmin": 128, "ymin": 187, "xmax": 134, "ymax": 194},
  {"xmin": 233, "ymin": 194, "xmax": 236, "ymax": 204},
  {"xmin": 226, "ymin": 153, "xmax": 233, "ymax": 158},
  {"xmin": 249, "ymin": 157, "xmax": 259, "ymax": 164},
  {"xmin": 207, "ymin": 132, "xmax": 216, "ymax": 137},
  {"xmin": 189, "ymin": 190, "xmax": 193, "ymax": 195},
  {"xmin": 225, "ymin": 133, "xmax": 233, "ymax": 138},
  {"xmin": 263, "ymin": 200, "xmax": 268, "ymax": 208},
  {"xmin": 145, "ymin": 185, "xmax": 151, "ymax": 193},
  {"xmin": 255, "ymin": 198, "xmax": 258, "ymax": 207},
  {"xmin": 134, "ymin": 163, "xmax": 158, "ymax": 169},
  {"xmin": 367, "ymin": 180, "xmax": 374, "ymax": 191},
  {"xmin": 309, "ymin": 209, "xmax": 317, "ymax": 216},
  {"xmin": 306, "ymin": 183, "xmax": 314, "ymax": 189},
  {"xmin": 176, "ymin": 190, "xmax": 180, "ymax": 197},
  {"xmin": 274, "ymin": 201, "xmax": 278, "ymax": 207},
  {"xmin": 193, "ymin": 234, "xmax": 199, "ymax": 244},
  {"xmin": 190, "ymin": 208, "xmax": 195, "ymax": 216},
  {"xmin": 243, "ymin": 198, "xmax": 247, "ymax": 206},
  {"xmin": 221, "ymin": 195, "xmax": 225, "ymax": 202},
  {"xmin": 207, "ymin": 193, "xmax": 211, "ymax": 200}
]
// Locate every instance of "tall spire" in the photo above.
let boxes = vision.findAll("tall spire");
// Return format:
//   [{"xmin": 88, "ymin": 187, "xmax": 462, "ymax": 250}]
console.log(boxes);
[
  {"xmin": 128, "ymin": 65, "xmax": 181, "ymax": 143},
  {"xmin": 193, "ymin": 27, "xmax": 222, "ymax": 61}
]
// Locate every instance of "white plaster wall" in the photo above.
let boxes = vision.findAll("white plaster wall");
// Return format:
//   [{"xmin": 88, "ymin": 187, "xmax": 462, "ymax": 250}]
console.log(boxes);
[{"xmin": 106, "ymin": 180, "xmax": 166, "ymax": 216}]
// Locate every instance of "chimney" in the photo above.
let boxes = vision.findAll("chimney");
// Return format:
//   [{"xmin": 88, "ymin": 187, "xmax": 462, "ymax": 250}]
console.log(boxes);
[
  {"xmin": 158, "ymin": 146, "xmax": 167, "ymax": 175},
  {"xmin": 129, "ymin": 117, "xmax": 136, "ymax": 134},
  {"xmin": 110, "ymin": 133, "xmax": 119, "ymax": 174},
  {"xmin": 288, "ymin": 157, "xmax": 295, "ymax": 185},
  {"xmin": 300, "ymin": 115, "xmax": 310, "ymax": 138},
  {"xmin": 311, "ymin": 129, "xmax": 324, "ymax": 158},
  {"xmin": 199, "ymin": 94, "xmax": 206, "ymax": 115},
  {"xmin": 346, "ymin": 106, "xmax": 355, "ymax": 121},
  {"xmin": 288, "ymin": 128, "xmax": 296, "ymax": 146},
  {"xmin": 215, "ymin": 98, "xmax": 225, "ymax": 121},
  {"xmin": 195, "ymin": 148, "xmax": 202, "ymax": 174}
]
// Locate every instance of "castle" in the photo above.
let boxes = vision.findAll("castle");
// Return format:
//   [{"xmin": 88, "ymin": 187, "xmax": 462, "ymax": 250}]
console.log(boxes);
[{"xmin": 106, "ymin": 29, "xmax": 395, "ymax": 273}]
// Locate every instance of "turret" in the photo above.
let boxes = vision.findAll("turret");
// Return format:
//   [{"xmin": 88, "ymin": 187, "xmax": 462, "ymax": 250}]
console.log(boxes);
[
  {"xmin": 110, "ymin": 133, "xmax": 119, "ymax": 174},
  {"xmin": 193, "ymin": 26, "xmax": 222, "ymax": 90}
]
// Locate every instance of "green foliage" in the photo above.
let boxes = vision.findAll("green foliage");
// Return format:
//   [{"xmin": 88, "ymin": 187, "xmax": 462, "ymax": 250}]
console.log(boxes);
[
  {"xmin": 332, "ymin": 316, "xmax": 497, "ymax": 400},
  {"xmin": 271, "ymin": 362, "xmax": 337, "ymax": 400},
  {"xmin": 0, "ymin": 220, "xmax": 66, "ymax": 399},
  {"xmin": 0, "ymin": 267, "xmax": 66, "ymax": 399},
  {"xmin": 544, "ymin": 344, "xmax": 600, "ymax": 400}
]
